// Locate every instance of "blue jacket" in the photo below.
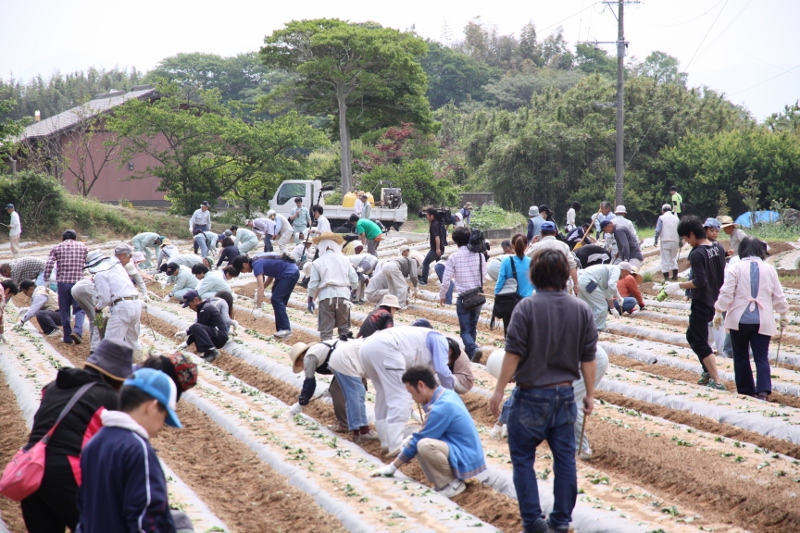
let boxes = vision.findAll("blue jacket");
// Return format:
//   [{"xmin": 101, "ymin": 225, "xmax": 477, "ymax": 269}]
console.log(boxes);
[
  {"xmin": 495, "ymin": 255, "xmax": 533, "ymax": 297},
  {"xmin": 77, "ymin": 412, "xmax": 175, "ymax": 533},
  {"xmin": 398, "ymin": 387, "xmax": 486, "ymax": 479}
]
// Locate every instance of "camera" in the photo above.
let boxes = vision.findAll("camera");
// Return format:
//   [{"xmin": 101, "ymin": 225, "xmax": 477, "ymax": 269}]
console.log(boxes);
[{"xmin": 418, "ymin": 207, "xmax": 452, "ymax": 225}]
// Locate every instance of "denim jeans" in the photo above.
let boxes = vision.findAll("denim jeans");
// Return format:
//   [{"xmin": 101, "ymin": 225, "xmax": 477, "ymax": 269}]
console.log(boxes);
[
  {"xmin": 195, "ymin": 235, "xmax": 210, "ymax": 258},
  {"xmin": 56, "ymin": 282, "xmax": 84, "ymax": 341},
  {"xmin": 271, "ymin": 272, "xmax": 299, "ymax": 332},
  {"xmin": 613, "ymin": 297, "xmax": 637, "ymax": 314},
  {"xmin": 456, "ymin": 298, "xmax": 481, "ymax": 360},
  {"xmin": 333, "ymin": 370, "xmax": 369, "ymax": 430},
  {"xmin": 730, "ymin": 322, "xmax": 772, "ymax": 396},
  {"xmin": 420, "ymin": 248, "xmax": 438, "ymax": 284},
  {"xmin": 507, "ymin": 386, "xmax": 578, "ymax": 533},
  {"xmin": 434, "ymin": 263, "xmax": 454, "ymax": 305},
  {"xmin": 263, "ymin": 235, "xmax": 274, "ymax": 252}
]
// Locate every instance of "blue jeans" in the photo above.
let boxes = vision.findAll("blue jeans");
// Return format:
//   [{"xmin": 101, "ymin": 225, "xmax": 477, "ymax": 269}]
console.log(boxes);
[
  {"xmin": 271, "ymin": 272, "xmax": 299, "ymax": 332},
  {"xmin": 507, "ymin": 386, "xmax": 578, "ymax": 533},
  {"xmin": 456, "ymin": 298, "xmax": 481, "ymax": 360},
  {"xmin": 264, "ymin": 235, "xmax": 274, "ymax": 252},
  {"xmin": 434, "ymin": 263, "xmax": 454, "ymax": 305},
  {"xmin": 613, "ymin": 297, "xmax": 637, "ymax": 314},
  {"xmin": 195, "ymin": 235, "xmax": 210, "ymax": 258},
  {"xmin": 333, "ymin": 371, "xmax": 369, "ymax": 430},
  {"xmin": 420, "ymin": 248, "xmax": 438, "ymax": 284},
  {"xmin": 56, "ymin": 282, "xmax": 84, "ymax": 341},
  {"xmin": 730, "ymin": 322, "xmax": 772, "ymax": 396}
]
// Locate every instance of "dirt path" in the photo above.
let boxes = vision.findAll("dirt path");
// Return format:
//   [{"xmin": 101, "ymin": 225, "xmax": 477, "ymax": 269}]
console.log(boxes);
[{"xmin": 0, "ymin": 374, "xmax": 31, "ymax": 533}]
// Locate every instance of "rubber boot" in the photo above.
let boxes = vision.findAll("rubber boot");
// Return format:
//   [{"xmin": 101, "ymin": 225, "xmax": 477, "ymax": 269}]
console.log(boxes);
[
  {"xmin": 385, "ymin": 422, "xmax": 406, "ymax": 457},
  {"xmin": 671, "ymin": 269, "xmax": 678, "ymax": 281},
  {"xmin": 375, "ymin": 420, "xmax": 389, "ymax": 452},
  {"xmin": 662, "ymin": 272, "xmax": 670, "ymax": 282}
]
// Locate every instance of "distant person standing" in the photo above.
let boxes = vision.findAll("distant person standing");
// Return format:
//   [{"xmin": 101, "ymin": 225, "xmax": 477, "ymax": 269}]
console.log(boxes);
[
  {"xmin": 43, "ymin": 230, "xmax": 88, "ymax": 345},
  {"xmin": 565, "ymin": 201, "xmax": 580, "ymax": 232},
  {"xmin": 526, "ymin": 206, "xmax": 544, "ymax": 244},
  {"xmin": 460, "ymin": 202, "xmax": 473, "ymax": 226},
  {"xmin": 289, "ymin": 197, "xmax": 311, "ymax": 243},
  {"xmin": 420, "ymin": 207, "xmax": 444, "ymax": 285},
  {"xmin": 594, "ymin": 201, "xmax": 616, "ymax": 234},
  {"xmin": 310, "ymin": 205, "xmax": 331, "ymax": 235},
  {"xmin": 360, "ymin": 193, "xmax": 372, "ymax": 220},
  {"xmin": 669, "ymin": 186, "xmax": 683, "ymax": 218},
  {"xmin": 719, "ymin": 216, "xmax": 747, "ymax": 257},
  {"xmin": 353, "ymin": 191, "xmax": 365, "ymax": 217},
  {"xmin": 6, "ymin": 204, "xmax": 21, "ymax": 258},
  {"xmin": 190, "ymin": 201, "xmax": 211, "ymax": 234},
  {"xmin": 654, "ymin": 204, "xmax": 680, "ymax": 281}
]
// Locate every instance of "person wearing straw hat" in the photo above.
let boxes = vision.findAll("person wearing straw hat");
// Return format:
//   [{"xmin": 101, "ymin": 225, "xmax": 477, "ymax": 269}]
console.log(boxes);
[
  {"xmin": 358, "ymin": 294, "xmax": 400, "ymax": 338},
  {"xmin": 654, "ymin": 204, "xmax": 680, "ymax": 281},
  {"xmin": 175, "ymin": 290, "xmax": 227, "ymax": 362},
  {"xmin": 77, "ymin": 367, "xmax": 181, "ymax": 533},
  {"xmin": 131, "ymin": 233, "xmax": 163, "ymax": 269},
  {"xmin": 353, "ymin": 191, "xmax": 365, "ymax": 217},
  {"xmin": 718, "ymin": 215, "xmax": 747, "ymax": 257},
  {"xmin": 6, "ymin": 203, "xmax": 21, "ymax": 258},
  {"xmin": 286, "ymin": 340, "xmax": 352, "ymax": 433},
  {"xmin": 308, "ymin": 232, "xmax": 359, "ymax": 341},
  {"xmin": 20, "ymin": 339, "xmax": 133, "ymax": 533},
  {"xmin": 94, "ymin": 244, "xmax": 143, "ymax": 359},
  {"xmin": 615, "ymin": 262, "xmax": 645, "ymax": 315}
]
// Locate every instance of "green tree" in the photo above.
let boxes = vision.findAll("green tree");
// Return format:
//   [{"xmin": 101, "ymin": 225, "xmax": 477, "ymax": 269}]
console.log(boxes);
[
  {"xmin": 107, "ymin": 84, "xmax": 327, "ymax": 215},
  {"xmin": 632, "ymin": 51, "xmax": 687, "ymax": 86},
  {"xmin": 260, "ymin": 18, "xmax": 434, "ymax": 195},
  {"xmin": 574, "ymin": 43, "xmax": 617, "ymax": 78},
  {"xmin": 0, "ymin": 98, "xmax": 25, "ymax": 158},
  {"xmin": 421, "ymin": 41, "xmax": 499, "ymax": 108}
]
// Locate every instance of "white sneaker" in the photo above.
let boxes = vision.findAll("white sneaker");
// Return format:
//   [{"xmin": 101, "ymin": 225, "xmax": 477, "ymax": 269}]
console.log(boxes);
[
  {"xmin": 436, "ymin": 479, "xmax": 466, "ymax": 498},
  {"xmin": 273, "ymin": 330, "xmax": 292, "ymax": 339},
  {"xmin": 47, "ymin": 329, "xmax": 62, "ymax": 338}
]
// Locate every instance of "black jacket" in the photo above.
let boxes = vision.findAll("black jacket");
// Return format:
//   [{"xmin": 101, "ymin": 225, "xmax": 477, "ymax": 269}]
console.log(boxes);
[
  {"xmin": 196, "ymin": 300, "xmax": 229, "ymax": 342},
  {"xmin": 216, "ymin": 245, "xmax": 240, "ymax": 267}
]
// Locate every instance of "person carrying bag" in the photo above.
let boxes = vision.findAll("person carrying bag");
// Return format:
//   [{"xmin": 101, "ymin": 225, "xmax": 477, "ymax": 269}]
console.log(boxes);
[{"xmin": 492, "ymin": 235, "xmax": 533, "ymax": 334}]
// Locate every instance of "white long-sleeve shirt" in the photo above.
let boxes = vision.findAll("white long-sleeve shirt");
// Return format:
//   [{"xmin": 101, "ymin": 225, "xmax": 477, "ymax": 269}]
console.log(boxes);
[
  {"xmin": 9, "ymin": 211, "xmax": 21, "ymax": 236},
  {"xmin": 353, "ymin": 198, "xmax": 364, "ymax": 217},
  {"xmin": 189, "ymin": 208, "xmax": 211, "ymax": 231},
  {"xmin": 22, "ymin": 286, "xmax": 58, "ymax": 322},
  {"xmin": 311, "ymin": 215, "xmax": 331, "ymax": 234},
  {"xmin": 308, "ymin": 251, "xmax": 358, "ymax": 301},
  {"xmin": 94, "ymin": 260, "xmax": 139, "ymax": 309},
  {"xmin": 196, "ymin": 272, "xmax": 231, "ymax": 299}
]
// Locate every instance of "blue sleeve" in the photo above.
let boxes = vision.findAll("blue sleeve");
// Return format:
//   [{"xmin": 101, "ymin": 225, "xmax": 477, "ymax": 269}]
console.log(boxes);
[
  {"xmin": 495, "ymin": 258, "xmax": 509, "ymax": 295},
  {"xmin": 123, "ymin": 440, "xmax": 175, "ymax": 533},
  {"xmin": 427, "ymin": 333, "xmax": 454, "ymax": 389},
  {"xmin": 398, "ymin": 399, "xmax": 451, "ymax": 464}
]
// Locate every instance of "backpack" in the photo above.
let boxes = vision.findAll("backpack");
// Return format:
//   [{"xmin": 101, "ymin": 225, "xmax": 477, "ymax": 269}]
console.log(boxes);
[{"xmin": 467, "ymin": 229, "xmax": 488, "ymax": 254}]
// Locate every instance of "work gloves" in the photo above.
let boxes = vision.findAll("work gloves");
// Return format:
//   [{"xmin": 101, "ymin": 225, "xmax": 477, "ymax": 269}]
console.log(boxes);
[
  {"xmin": 609, "ymin": 308, "xmax": 620, "ymax": 319},
  {"xmin": 0, "ymin": 334, "xmax": 7, "ymax": 343},
  {"xmin": 307, "ymin": 297, "xmax": 316, "ymax": 313},
  {"xmin": 490, "ymin": 423, "xmax": 507, "ymax": 440},
  {"xmin": 163, "ymin": 294, "xmax": 172, "ymax": 302},
  {"xmin": 780, "ymin": 314, "xmax": 789, "ymax": 329},
  {"xmin": 177, "ymin": 342, "xmax": 188, "ymax": 350},
  {"xmin": 713, "ymin": 312, "xmax": 724, "ymax": 329},
  {"xmin": 174, "ymin": 330, "xmax": 188, "ymax": 341},
  {"xmin": 298, "ymin": 378, "xmax": 316, "ymax": 406},
  {"xmin": 371, "ymin": 463, "xmax": 397, "ymax": 477},
  {"xmin": 664, "ymin": 282, "xmax": 682, "ymax": 295},
  {"xmin": 288, "ymin": 402, "xmax": 303, "ymax": 416}
]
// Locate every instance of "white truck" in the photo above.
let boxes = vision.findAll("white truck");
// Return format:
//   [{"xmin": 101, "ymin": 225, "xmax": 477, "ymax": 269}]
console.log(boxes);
[{"xmin": 268, "ymin": 179, "xmax": 408, "ymax": 232}]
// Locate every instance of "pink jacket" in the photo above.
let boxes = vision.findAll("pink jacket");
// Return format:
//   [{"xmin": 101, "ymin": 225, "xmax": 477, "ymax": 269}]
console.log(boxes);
[{"xmin": 715, "ymin": 257, "xmax": 789, "ymax": 336}]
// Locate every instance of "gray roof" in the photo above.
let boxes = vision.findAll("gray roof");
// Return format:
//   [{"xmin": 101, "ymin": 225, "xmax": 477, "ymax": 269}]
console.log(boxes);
[{"xmin": 19, "ymin": 85, "xmax": 156, "ymax": 141}]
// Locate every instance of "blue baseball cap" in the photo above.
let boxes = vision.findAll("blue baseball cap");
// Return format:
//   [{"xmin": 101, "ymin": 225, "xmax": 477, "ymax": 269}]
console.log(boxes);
[
  {"xmin": 410, "ymin": 318, "xmax": 433, "ymax": 329},
  {"xmin": 124, "ymin": 368, "xmax": 182, "ymax": 428},
  {"xmin": 541, "ymin": 221, "xmax": 557, "ymax": 231},
  {"xmin": 703, "ymin": 218, "xmax": 721, "ymax": 229}
]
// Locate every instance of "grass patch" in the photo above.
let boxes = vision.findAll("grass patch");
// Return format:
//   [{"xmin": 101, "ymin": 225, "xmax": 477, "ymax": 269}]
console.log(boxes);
[
  {"xmin": 470, "ymin": 205, "xmax": 527, "ymax": 231},
  {"xmin": 747, "ymin": 224, "xmax": 800, "ymax": 242}
]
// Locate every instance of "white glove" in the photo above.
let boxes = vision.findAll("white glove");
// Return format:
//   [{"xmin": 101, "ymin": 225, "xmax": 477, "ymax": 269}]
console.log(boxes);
[
  {"xmin": 490, "ymin": 423, "xmax": 504, "ymax": 439},
  {"xmin": 609, "ymin": 308, "xmax": 620, "ymax": 319},
  {"xmin": 16, "ymin": 307, "xmax": 28, "ymax": 317},
  {"xmin": 665, "ymin": 282, "xmax": 682, "ymax": 295},
  {"xmin": 288, "ymin": 402, "xmax": 302, "ymax": 416},
  {"xmin": 163, "ymin": 294, "xmax": 172, "ymax": 302},
  {"xmin": 371, "ymin": 463, "xmax": 398, "ymax": 477},
  {"xmin": 713, "ymin": 312, "xmax": 724, "ymax": 329},
  {"xmin": 230, "ymin": 320, "xmax": 239, "ymax": 330},
  {"xmin": 13, "ymin": 320, "xmax": 25, "ymax": 331},
  {"xmin": 174, "ymin": 330, "xmax": 188, "ymax": 340},
  {"xmin": 141, "ymin": 292, "xmax": 150, "ymax": 302},
  {"xmin": 780, "ymin": 313, "xmax": 789, "ymax": 329},
  {"xmin": 177, "ymin": 341, "xmax": 188, "ymax": 350},
  {"xmin": 0, "ymin": 334, "xmax": 7, "ymax": 343},
  {"xmin": 400, "ymin": 434, "xmax": 413, "ymax": 449}
]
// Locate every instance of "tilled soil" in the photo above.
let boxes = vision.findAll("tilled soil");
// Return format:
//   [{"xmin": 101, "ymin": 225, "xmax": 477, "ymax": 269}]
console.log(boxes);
[{"xmin": 0, "ymin": 372, "xmax": 31, "ymax": 533}]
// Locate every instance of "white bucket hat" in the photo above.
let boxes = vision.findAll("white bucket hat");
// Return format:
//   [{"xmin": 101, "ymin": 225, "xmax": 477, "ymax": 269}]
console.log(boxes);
[{"xmin": 614, "ymin": 205, "xmax": 627, "ymax": 214}]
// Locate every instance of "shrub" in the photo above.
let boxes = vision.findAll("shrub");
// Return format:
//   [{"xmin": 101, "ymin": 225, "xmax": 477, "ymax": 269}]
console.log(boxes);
[{"xmin": 0, "ymin": 171, "xmax": 66, "ymax": 234}]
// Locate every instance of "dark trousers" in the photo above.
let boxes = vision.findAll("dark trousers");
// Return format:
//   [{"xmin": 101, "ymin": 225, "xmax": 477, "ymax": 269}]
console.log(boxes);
[
  {"xmin": 272, "ymin": 272, "xmax": 300, "ymax": 332},
  {"xmin": 56, "ymin": 282, "xmax": 81, "ymax": 342},
  {"xmin": 36, "ymin": 310, "xmax": 61, "ymax": 334},
  {"xmin": 420, "ymin": 248, "xmax": 438, "ymax": 284},
  {"xmin": 264, "ymin": 234, "xmax": 274, "ymax": 252},
  {"xmin": 730, "ymin": 323, "xmax": 772, "ymax": 396},
  {"xmin": 687, "ymin": 299, "xmax": 715, "ymax": 370},
  {"xmin": 21, "ymin": 458, "xmax": 78, "ymax": 533},
  {"xmin": 187, "ymin": 323, "xmax": 227, "ymax": 352}
]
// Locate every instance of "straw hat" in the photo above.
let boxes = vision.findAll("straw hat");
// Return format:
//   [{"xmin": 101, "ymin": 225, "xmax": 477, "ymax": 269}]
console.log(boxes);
[
  {"xmin": 619, "ymin": 262, "xmax": 642, "ymax": 283},
  {"xmin": 312, "ymin": 231, "xmax": 344, "ymax": 245},
  {"xmin": 717, "ymin": 215, "xmax": 736, "ymax": 228},
  {"xmin": 378, "ymin": 294, "xmax": 401, "ymax": 309},
  {"xmin": 289, "ymin": 342, "xmax": 312, "ymax": 373},
  {"xmin": 161, "ymin": 239, "xmax": 172, "ymax": 247}
]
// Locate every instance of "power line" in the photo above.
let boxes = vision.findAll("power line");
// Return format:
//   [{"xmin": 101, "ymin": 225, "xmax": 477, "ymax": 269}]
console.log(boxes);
[
  {"xmin": 634, "ymin": 0, "xmax": 726, "ymax": 28},
  {"xmin": 691, "ymin": 0, "xmax": 753, "ymax": 64},
  {"xmin": 684, "ymin": 0, "xmax": 730, "ymax": 71},
  {"xmin": 731, "ymin": 63, "xmax": 800, "ymax": 96},
  {"xmin": 539, "ymin": 2, "xmax": 599, "ymax": 34}
]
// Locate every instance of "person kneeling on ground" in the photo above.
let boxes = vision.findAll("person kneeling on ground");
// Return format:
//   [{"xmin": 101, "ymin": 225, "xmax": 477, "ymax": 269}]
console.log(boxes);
[
  {"xmin": 372, "ymin": 366, "xmax": 486, "ymax": 499},
  {"xmin": 357, "ymin": 294, "xmax": 400, "ymax": 338},
  {"xmin": 77, "ymin": 368, "xmax": 182, "ymax": 533},
  {"xmin": 174, "ymin": 290, "xmax": 228, "ymax": 362},
  {"xmin": 614, "ymin": 262, "xmax": 645, "ymax": 315},
  {"xmin": 15, "ymin": 279, "xmax": 62, "ymax": 338}
]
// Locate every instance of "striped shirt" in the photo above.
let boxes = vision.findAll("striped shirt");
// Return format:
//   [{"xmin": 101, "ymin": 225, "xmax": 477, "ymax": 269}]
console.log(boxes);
[
  {"xmin": 439, "ymin": 246, "xmax": 487, "ymax": 298},
  {"xmin": 44, "ymin": 240, "xmax": 88, "ymax": 284},
  {"xmin": 10, "ymin": 256, "xmax": 46, "ymax": 285}
]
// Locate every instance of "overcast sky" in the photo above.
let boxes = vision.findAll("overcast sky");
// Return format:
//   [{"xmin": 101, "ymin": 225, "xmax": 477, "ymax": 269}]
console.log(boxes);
[{"xmin": 2, "ymin": 0, "xmax": 798, "ymax": 120}]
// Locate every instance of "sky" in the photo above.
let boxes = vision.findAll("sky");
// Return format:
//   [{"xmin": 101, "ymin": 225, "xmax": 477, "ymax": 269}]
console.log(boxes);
[{"xmin": 1, "ymin": 0, "xmax": 798, "ymax": 120}]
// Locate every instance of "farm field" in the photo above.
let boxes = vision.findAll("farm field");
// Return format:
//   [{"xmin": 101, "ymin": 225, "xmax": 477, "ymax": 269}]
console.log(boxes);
[{"xmin": 2, "ymin": 234, "xmax": 800, "ymax": 533}]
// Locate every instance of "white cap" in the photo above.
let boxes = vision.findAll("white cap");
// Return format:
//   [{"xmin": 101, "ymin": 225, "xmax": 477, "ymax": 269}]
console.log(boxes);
[
  {"xmin": 614, "ymin": 205, "xmax": 627, "ymax": 214},
  {"xmin": 398, "ymin": 245, "xmax": 410, "ymax": 254},
  {"xmin": 662, "ymin": 204, "xmax": 672, "ymax": 212}
]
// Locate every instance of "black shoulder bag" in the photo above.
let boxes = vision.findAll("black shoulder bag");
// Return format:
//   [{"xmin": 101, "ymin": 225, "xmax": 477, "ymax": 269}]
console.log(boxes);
[
  {"xmin": 459, "ymin": 253, "xmax": 486, "ymax": 311},
  {"xmin": 491, "ymin": 256, "xmax": 523, "ymax": 329}
]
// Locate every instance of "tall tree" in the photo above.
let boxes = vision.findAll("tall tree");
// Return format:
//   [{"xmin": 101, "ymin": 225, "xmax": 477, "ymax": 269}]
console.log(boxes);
[
  {"xmin": 421, "ymin": 41, "xmax": 499, "ymax": 108},
  {"xmin": 260, "ymin": 19, "xmax": 434, "ymax": 194}
]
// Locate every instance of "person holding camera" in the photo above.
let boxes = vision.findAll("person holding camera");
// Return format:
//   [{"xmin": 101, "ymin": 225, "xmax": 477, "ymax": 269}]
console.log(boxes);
[
  {"xmin": 420, "ymin": 207, "xmax": 445, "ymax": 285},
  {"xmin": 439, "ymin": 227, "xmax": 487, "ymax": 362}
]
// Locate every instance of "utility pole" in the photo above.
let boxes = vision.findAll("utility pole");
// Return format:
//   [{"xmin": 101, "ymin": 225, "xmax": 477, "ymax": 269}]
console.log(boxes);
[{"xmin": 614, "ymin": 0, "xmax": 625, "ymax": 208}]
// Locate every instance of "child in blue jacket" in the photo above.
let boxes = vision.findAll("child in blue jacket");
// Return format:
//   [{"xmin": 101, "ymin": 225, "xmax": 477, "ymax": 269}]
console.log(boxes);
[{"xmin": 77, "ymin": 368, "xmax": 182, "ymax": 533}]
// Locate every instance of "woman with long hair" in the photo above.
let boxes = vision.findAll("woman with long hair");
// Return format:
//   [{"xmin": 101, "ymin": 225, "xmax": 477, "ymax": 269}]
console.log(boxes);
[{"xmin": 493, "ymin": 234, "xmax": 533, "ymax": 334}]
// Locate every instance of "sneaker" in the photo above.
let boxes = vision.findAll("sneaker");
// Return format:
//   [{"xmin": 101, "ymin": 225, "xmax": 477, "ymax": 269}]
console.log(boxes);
[
  {"xmin": 470, "ymin": 349, "xmax": 484, "ymax": 363},
  {"xmin": 436, "ymin": 479, "xmax": 466, "ymax": 498},
  {"xmin": 47, "ymin": 329, "xmax": 62, "ymax": 338},
  {"xmin": 707, "ymin": 379, "xmax": 725, "ymax": 391},
  {"xmin": 354, "ymin": 429, "xmax": 379, "ymax": 443},
  {"xmin": 203, "ymin": 349, "xmax": 219, "ymax": 363},
  {"xmin": 70, "ymin": 332, "xmax": 83, "ymax": 345},
  {"xmin": 578, "ymin": 447, "xmax": 593, "ymax": 461},
  {"xmin": 328, "ymin": 423, "xmax": 349, "ymax": 434},
  {"xmin": 273, "ymin": 330, "xmax": 292, "ymax": 339},
  {"xmin": 757, "ymin": 392, "xmax": 769, "ymax": 401},
  {"xmin": 697, "ymin": 372, "xmax": 710, "ymax": 385}
]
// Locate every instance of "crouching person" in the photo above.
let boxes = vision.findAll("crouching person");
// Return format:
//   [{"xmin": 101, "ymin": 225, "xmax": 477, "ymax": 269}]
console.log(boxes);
[
  {"xmin": 372, "ymin": 366, "xmax": 486, "ymax": 498},
  {"xmin": 326, "ymin": 337, "xmax": 379, "ymax": 442},
  {"xmin": 286, "ymin": 341, "xmax": 349, "ymax": 433},
  {"xmin": 77, "ymin": 368, "xmax": 182, "ymax": 533},
  {"xmin": 174, "ymin": 290, "xmax": 228, "ymax": 362}
]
